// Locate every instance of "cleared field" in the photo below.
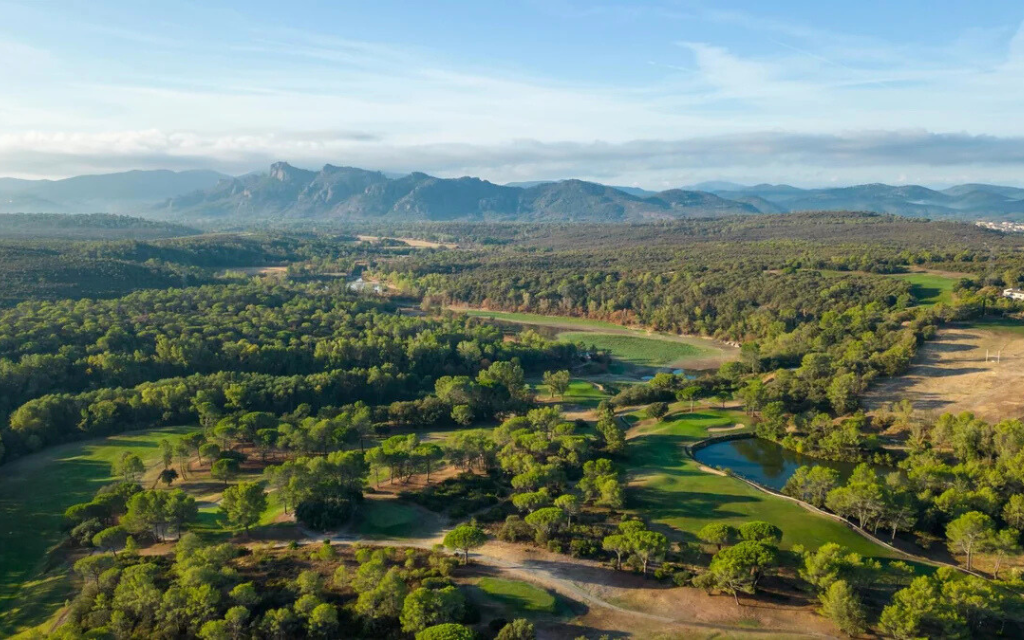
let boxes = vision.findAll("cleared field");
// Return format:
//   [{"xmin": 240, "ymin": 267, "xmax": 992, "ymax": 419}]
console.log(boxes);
[
  {"xmin": 866, "ymin": 322, "xmax": 1024, "ymax": 422},
  {"xmin": 558, "ymin": 331, "xmax": 707, "ymax": 367},
  {"xmin": 0, "ymin": 426, "xmax": 197, "ymax": 636},
  {"xmin": 627, "ymin": 408, "xmax": 895, "ymax": 557},
  {"xmin": 356, "ymin": 235, "xmax": 457, "ymax": 249}
]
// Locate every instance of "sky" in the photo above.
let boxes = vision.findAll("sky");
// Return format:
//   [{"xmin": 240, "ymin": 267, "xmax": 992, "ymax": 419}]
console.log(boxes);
[{"xmin": 2, "ymin": 0, "xmax": 1024, "ymax": 188}]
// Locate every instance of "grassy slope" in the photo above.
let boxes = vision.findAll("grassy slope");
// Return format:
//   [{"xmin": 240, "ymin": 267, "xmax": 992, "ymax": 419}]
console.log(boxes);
[
  {"xmin": 558, "ymin": 331, "xmax": 707, "ymax": 367},
  {"xmin": 627, "ymin": 408, "xmax": 895, "ymax": 557},
  {"xmin": 0, "ymin": 426, "xmax": 197, "ymax": 635}
]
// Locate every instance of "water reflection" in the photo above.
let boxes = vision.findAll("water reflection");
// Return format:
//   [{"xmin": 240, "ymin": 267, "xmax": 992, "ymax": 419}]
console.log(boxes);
[{"xmin": 694, "ymin": 437, "xmax": 868, "ymax": 491}]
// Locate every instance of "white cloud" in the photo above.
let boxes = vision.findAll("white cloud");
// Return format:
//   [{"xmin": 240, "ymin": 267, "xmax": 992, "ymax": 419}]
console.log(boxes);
[{"xmin": 1, "ymin": 10, "xmax": 1024, "ymax": 185}]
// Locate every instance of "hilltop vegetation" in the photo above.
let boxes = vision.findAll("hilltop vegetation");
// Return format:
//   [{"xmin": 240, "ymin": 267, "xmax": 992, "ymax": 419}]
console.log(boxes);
[{"xmin": 0, "ymin": 214, "xmax": 200, "ymax": 240}]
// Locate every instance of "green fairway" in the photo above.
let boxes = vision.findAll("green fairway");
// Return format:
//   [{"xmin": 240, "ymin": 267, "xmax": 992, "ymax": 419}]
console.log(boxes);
[
  {"xmin": 887, "ymin": 272, "xmax": 956, "ymax": 306},
  {"xmin": 190, "ymin": 490, "xmax": 289, "ymax": 540},
  {"xmin": 473, "ymin": 577, "xmax": 560, "ymax": 615},
  {"xmin": 533, "ymin": 379, "xmax": 610, "ymax": 407},
  {"xmin": 0, "ymin": 426, "xmax": 198, "ymax": 636},
  {"xmin": 355, "ymin": 499, "xmax": 436, "ymax": 538},
  {"xmin": 627, "ymin": 408, "xmax": 895, "ymax": 558},
  {"xmin": 816, "ymin": 269, "xmax": 956, "ymax": 307},
  {"xmin": 458, "ymin": 309, "xmax": 623, "ymax": 330},
  {"xmin": 558, "ymin": 331, "xmax": 708, "ymax": 367}
]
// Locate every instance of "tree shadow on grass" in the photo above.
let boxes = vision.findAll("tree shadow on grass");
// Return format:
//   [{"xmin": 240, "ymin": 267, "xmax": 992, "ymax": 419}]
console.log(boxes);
[
  {"xmin": 537, "ymin": 622, "xmax": 629, "ymax": 639},
  {"xmin": 628, "ymin": 433, "xmax": 720, "ymax": 468},
  {"xmin": 463, "ymin": 564, "xmax": 585, "ymax": 616},
  {"xmin": 0, "ymin": 455, "xmax": 115, "ymax": 635},
  {"xmin": 93, "ymin": 437, "xmax": 161, "ymax": 450},
  {"xmin": 630, "ymin": 485, "xmax": 761, "ymax": 531}
]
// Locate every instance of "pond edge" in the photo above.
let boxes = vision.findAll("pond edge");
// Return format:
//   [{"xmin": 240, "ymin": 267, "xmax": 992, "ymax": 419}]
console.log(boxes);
[{"xmin": 684, "ymin": 434, "xmax": 985, "ymax": 578}]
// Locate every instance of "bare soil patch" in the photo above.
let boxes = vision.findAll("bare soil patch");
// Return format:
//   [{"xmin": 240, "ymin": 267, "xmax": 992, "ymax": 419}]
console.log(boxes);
[
  {"xmin": 707, "ymin": 423, "xmax": 746, "ymax": 433},
  {"xmin": 865, "ymin": 326, "xmax": 1024, "ymax": 422},
  {"xmin": 356, "ymin": 235, "xmax": 457, "ymax": 249}
]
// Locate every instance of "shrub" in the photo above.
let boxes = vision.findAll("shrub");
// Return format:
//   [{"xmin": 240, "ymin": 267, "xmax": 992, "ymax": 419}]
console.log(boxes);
[
  {"xmin": 672, "ymin": 570, "xmax": 693, "ymax": 587},
  {"xmin": 569, "ymin": 538, "xmax": 597, "ymax": 558},
  {"xmin": 422, "ymin": 577, "xmax": 453, "ymax": 590},
  {"xmin": 498, "ymin": 516, "xmax": 533, "ymax": 542}
]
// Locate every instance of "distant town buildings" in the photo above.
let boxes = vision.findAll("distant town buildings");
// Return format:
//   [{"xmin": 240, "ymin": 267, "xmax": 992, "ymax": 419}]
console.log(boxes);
[
  {"xmin": 977, "ymin": 221, "xmax": 1024, "ymax": 234},
  {"xmin": 1003, "ymin": 288, "xmax": 1024, "ymax": 301},
  {"xmin": 347, "ymin": 277, "xmax": 383, "ymax": 294}
]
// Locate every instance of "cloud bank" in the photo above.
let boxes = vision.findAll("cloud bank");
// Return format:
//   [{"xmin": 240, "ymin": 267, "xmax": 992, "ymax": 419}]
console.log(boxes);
[{"xmin": 2, "ymin": 129, "xmax": 1023, "ymax": 188}]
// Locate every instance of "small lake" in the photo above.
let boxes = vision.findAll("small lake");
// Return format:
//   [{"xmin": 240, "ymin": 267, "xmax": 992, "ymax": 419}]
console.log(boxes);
[{"xmin": 693, "ymin": 437, "xmax": 870, "ymax": 491}]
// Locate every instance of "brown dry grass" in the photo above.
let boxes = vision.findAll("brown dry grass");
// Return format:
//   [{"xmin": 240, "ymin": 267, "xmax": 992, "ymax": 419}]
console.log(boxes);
[
  {"xmin": 356, "ymin": 235, "xmax": 458, "ymax": 249},
  {"xmin": 865, "ymin": 326, "xmax": 1024, "ymax": 423}
]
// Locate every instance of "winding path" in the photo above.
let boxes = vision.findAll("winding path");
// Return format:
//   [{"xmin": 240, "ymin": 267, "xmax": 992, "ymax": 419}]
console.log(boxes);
[{"xmin": 283, "ymin": 525, "xmax": 837, "ymax": 639}]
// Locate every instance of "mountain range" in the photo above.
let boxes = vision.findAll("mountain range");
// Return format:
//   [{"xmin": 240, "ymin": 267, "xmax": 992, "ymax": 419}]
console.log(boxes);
[
  {"xmin": 2, "ymin": 163, "xmax": 1024, "ymax": 223},
  {"xmin": 698, "ymin": 182, "xmax": 1024, "ymax": 221},
  {"xmin": 152, "ymin": 163, "xmax": 759, "ymax": 222}
]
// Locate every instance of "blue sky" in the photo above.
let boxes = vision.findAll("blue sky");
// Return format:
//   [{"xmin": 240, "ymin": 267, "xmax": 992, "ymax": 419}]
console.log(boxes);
[{"xmin": 1, "ymin": 0, "xmax": 1023, "ymax": 187}]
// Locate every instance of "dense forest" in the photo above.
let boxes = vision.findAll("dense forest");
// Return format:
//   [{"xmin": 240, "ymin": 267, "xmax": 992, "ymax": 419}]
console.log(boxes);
[
  {"xmin": 0, "ymin": 232, "xmax": 376, "ymax": 305},
  {"xmin": 0, "ymin": 214, "xmax": 201, "ymax": 240}
]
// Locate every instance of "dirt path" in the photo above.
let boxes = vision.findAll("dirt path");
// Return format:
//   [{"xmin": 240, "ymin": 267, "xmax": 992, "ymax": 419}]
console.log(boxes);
[
  {"xmin": 296, "ymin": 531, "xmax": 836, "ymax": 639},
  {"xmin": 865, "ymin": 326, "xmax": 1024, "ymax": 422}
]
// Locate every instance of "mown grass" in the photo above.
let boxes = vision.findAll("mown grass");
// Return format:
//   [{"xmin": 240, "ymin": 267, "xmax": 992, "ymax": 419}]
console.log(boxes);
[
  {"xmin": 627, "ymin": 408, "xmax": 895, "ymax": 557},
  {"xmin": 190, "ymin": 489, "xmax": 289, "ymax": 540},
  {"xmin": 558, "ymin": 332, "xmax": 708, "ymax": 367},
  {"xmin": 887, "ymin": 272, "xmax": 956, "ymax": 306},
  {"xmin": 0, "ymin": 426, "xmax": 198, "ymax": 636},
  {"xmin": 473, "ymin": 577, "xmax": 560, "ymax": 615},
  {"xmin": 355, "ymin": 499, "xmax": 437, "ymax": 538},
  {"xmin": 459, "ymin": 309, "xmax": 623, "ymax": 330},
  {"xmin": 533, "ymin": 380, "xmax": 610, "ymax": 408}
]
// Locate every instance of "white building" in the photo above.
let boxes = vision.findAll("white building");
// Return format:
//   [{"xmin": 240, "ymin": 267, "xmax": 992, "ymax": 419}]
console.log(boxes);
[{"xmin": 1003, "ymin": 288, "xmax": 1024, "ymax": 301}]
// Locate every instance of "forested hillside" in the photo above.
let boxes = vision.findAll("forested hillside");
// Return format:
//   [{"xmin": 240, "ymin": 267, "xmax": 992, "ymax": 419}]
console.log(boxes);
[
  {"xmin": 0, "ymin": 233, "xmax": 366, "ymax": 305},
  {"xmin": 0, "ymin": 214, "xmax": 200, "ymax": 240}
]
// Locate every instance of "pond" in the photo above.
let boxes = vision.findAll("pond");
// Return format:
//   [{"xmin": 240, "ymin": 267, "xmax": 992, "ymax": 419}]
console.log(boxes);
[{"xmin": 693, "ymin": 437, "xmax": 872, "ymax": 491}]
